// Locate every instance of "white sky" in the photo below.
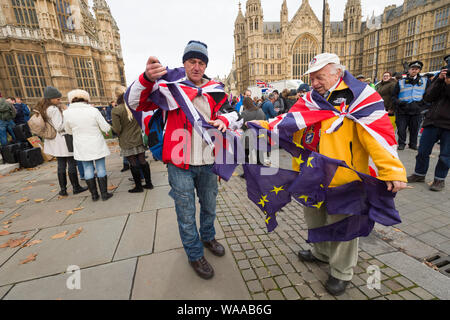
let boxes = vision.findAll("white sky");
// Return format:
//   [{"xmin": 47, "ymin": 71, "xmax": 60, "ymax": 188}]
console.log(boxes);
[{"xmin": 101, "ymin": 0, "xmax": 405, "ymax": 85}]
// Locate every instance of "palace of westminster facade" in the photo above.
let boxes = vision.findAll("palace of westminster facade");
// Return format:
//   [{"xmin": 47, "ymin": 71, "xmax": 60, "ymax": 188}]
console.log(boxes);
[
  {"xmin": 230, "ymin": 0, "xmax": 449, "ymax": 95},
  {"xmin": 0, "ymin": 0, "xmax": 125, "ymax": 105}
]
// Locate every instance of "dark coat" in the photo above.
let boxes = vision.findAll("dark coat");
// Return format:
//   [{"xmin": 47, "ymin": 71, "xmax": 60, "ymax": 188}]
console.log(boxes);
[
  {"xmin": 376, "ymin": 78, "xmax": 397, "ymax": 114},
  {"xmin": 422, "ymin": 77, "xmax": 450, "ymax": 130},
  {"xmin": 111, "ymin": 104, "xmax": 144, "ymax": 150}
]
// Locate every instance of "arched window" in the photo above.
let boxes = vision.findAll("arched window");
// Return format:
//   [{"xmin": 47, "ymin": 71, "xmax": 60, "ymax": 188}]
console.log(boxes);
[
  {"xmin": 292, "ymin": 35, "xmax": 319, "ymax": 81},
  {"xmin": 56, "ymin": 0, "xmax": 74, "ymax": 32},
  {"xmin": 255, "ymin": 17, "xmax": 258, "ymax": 31},
  {"xmin": 249, "ymin": 19, "xmax": 253, "ymax": 31}
]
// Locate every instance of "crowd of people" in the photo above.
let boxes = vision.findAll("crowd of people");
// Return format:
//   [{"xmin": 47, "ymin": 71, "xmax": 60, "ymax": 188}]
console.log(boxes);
[
  {"xmin": 1, "ymin": 38, "xmax": 448, "ymax": 297},
  {"xmin": 0, "ymin": 96, "xmax": 31, "ymax": 146}
]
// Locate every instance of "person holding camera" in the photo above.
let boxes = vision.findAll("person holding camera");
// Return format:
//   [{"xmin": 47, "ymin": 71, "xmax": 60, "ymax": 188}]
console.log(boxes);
[
  {"xmin": 392, "ymin": 61, "xmax": 429, "ymax": 150},
  {"xmin": 407, "ymin": 56, "xmax": 450, "ymax": 191}
]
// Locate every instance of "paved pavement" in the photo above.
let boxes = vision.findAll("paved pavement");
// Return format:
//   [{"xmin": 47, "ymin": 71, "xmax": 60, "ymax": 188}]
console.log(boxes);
[{"xmin": 0, "ymin": 140, "xmax": 449, "ymax": 300}]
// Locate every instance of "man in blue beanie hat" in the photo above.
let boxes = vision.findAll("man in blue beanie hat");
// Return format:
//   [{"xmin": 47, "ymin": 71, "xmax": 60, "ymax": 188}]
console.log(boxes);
[{"xmin": 126, "ymin": 40, "xmax": 241, "ymax": 280}]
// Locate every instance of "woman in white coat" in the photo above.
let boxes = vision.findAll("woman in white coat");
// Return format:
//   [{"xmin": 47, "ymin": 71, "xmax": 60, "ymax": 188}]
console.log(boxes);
[
  {"xmin": 63, "ymin": 89, "xmax": 113, "ymax": 201},
  {"xmin": 35, "ymin": 86, "xmax": 87, "ymax": 196}
]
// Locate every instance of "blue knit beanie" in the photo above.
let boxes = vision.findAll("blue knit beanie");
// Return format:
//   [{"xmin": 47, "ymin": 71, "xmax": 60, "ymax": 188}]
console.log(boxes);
[{"xmin": 182, "ymin": 40, "xmax": 209, "ymax": 65}]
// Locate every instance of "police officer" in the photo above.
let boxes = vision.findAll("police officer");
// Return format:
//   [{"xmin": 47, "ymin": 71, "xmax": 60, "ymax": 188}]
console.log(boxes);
[{"xmin": 392, "ymin": 61, "xmax": 429, "ymax": 150}]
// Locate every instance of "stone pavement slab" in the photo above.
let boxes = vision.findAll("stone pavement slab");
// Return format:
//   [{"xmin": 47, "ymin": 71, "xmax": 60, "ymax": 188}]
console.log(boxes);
[
  {"xmin": 3, "ymin": 258, "xmax": 137, "ymax": 300},
  {"xmin": 0, "ymin": 285, "xmax": 12, "ymax": 299},
  {"xmin": 142, "ymin": 185, "xmax": 174, "ymax": 211},
  {"xmin": 359, "ymin": 233, "xmax": 397, "ymax": 256},
  {"xmin": 114, "ymin": 211, "xmax": 157, "ymax": 261},
  {"xmin": 63, "ymin": 191, "xmax": 145, "ymax": 224},
  {"xmin": 0, "ymin": 230, "xmax": 39, "ymax": 266},
  {"xmin": 1, "ymin": 199, "xmax": 84, "ymax": 233},
  {"xmin": 377, "ymin": 252, "xmax": 450, "ymax": 300},
  {"xmin": 131, "ymin": 247, "xmax": 250, "ymax": 300},
  {"xmin": 153, "ymin": 207, "xmax": 224, "ymax": 254},
  {"xmin": 0, "ymin": 215, "xmax": 127, "ymax": 287}
]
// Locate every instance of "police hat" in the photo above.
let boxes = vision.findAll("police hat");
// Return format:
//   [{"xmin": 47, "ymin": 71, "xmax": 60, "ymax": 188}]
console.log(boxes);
[{"xmin": 408, "ymin": 61, "xmax": 423, "ymax": 69}]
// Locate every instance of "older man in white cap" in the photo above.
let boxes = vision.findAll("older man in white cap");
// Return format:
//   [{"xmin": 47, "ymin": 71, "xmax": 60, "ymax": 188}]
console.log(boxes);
[{"xmin": 255, "ymin": 53, "xmax": 407, "ymax": 295}]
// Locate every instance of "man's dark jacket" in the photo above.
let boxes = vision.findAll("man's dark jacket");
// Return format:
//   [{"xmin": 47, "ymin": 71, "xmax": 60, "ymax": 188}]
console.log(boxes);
[{"xmin": 422, "ymin": 77, "xmax": 450, "ymax": 130}]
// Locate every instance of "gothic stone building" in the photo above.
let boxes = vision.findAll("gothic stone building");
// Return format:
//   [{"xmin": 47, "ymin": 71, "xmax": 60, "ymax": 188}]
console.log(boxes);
[
  {"xmin": 233, "ymin": 0, "xmax": 449, "ymax": 94},
  {"xmin": 0, "ymin": 0, "xmax": 125, "ymax": 105}
]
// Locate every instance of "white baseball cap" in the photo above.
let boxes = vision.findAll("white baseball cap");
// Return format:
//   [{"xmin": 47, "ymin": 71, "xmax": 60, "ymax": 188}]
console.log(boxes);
[{"xmin": 304, "ymin": 53, "xmax": 340, "ymax": 75}]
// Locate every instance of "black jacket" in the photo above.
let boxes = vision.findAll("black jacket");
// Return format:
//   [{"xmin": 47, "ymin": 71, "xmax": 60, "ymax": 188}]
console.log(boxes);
[
  {"xmin": 422, "ymin": 77, "xmax": 450, "ymax": 130},
  {"xmin": 392, "ymin": 76, "xmax": 429, "ymax": 115}
]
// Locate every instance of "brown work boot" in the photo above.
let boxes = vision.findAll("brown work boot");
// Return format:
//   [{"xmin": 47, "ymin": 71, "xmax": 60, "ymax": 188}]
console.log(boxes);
[
  {"xmin": 189, "ymin": 256, "xmax": 214, "ymax": 279},
  {"xmin": 202, "ymin": 239, "xmax": 225, "ymax": 257},
  {"xmin": 407, "ymin": 174, "xmax": 425, "ymax": 183},
  {"xmin": 430, "ymin": 179, "xmax": 445, "ymax": 192}
]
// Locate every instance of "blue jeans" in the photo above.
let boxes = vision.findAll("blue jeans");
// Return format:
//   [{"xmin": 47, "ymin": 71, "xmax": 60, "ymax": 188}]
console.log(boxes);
[
  {"xmin": 81, "ymin": 158, "xmax": 106, "ymax": 180},
  {"xmin": 168, "ymin": 163, "xmax": 218, "ymax": 261},
  {"xmin": 414, "ymin": 126, "xmax": 450, "ymax": 180},
  {"xmin": 77, "ymin": 161, "xmax": 85, "ymax": 179},
  {"xmin": 0, "ymin": 120, "xmax": 16, "ymax": 146}
]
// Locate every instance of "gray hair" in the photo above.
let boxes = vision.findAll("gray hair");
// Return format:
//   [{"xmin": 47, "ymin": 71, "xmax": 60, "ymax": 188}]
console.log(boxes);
[{"xmin": 329, "ymin": 63, "xmax": 346, "ymax": 78}]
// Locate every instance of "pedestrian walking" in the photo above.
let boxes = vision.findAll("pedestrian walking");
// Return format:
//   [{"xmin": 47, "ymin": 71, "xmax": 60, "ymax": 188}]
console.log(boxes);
[
  {"xmin": 35, "ymin": 86, "xmax": 87, "ymax": 196},
  {"xmin": 0, "ymin": 98, "xmax": 17, "ymax": 146},
  {"xmin": 407, "ymin": 63, "xmax": 450, "ymax": 192},
  {"xmin": 392, "ymin": 61, "xmax": 430, "ymax": 150},
  {"xmin": 111, "ymin": 86, "xmax": 153, "ymax": 193},
  {"xmin": 126, "ymin": 40, "xmax": 241, "ymax": 280},
  {"xmin": 63, "ymin": 89, "xmax": 113, "ymax": 201}
]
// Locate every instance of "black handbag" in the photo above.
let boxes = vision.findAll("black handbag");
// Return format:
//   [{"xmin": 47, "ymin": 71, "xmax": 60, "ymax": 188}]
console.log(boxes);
[{"xmin": 64, "ymin": 134, "xmax": 74, "ymax": 153}]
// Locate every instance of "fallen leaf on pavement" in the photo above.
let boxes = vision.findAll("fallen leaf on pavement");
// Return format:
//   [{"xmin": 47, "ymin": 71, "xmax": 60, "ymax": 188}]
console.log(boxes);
[
  {"xmin": 49, "ymin": 183, "xmax": 56, "ymax": 186},
  {"xmin": 23, "ymin": 239, "xmax": 42, "ymax": 247},
  {"xmin": 73, "ymin": 207, "xmax": 84, "ymax": 211},
  {"xmin": 21, "ymin": 231, "xmax": 29, "ymax": 235},
  {"xmin": 51, "ymin": 231, "xmax": 68, "ymax": 239},
  {"xmin": 2, "ymin": 220, "xmax": 12, "ymax": 225},
  {"xmin": 21, "ymin": 186, "xmax": 33, "ymax": 191},
  {"xmin": 51, "ymin": 189, "xmax": 58, "ymax": 193},
  {"xmin": 20, "ymin": 253, "xmax": 37, "ymax": 265},
  {"xmin": 16, "ymin": 198, "xmax": 29, "ymax": 204},
  {"xmin": 11, "ymin": 213, "xmax": 21, "ymax": 219},
  {"xmin": 0, "ymin": 230, "xmax": 10, "ymax": 236},
  {"xmin": 56, "ymin": 210, "xmax": 63, "ymax": 213},
  {"xmin": 26, "ymin": 180, "xmax": 37, "ymax": 184},
  {"xmin": 393, "ymin": 228, "xmax": 401, "ymax": 232},
  {"xmin": 66, "ymin": 228, "xmax": 83, "ymax": 240},
  {"xmin": 8, "ymin": 237, "xmax": 29, "ymax": 248},
  {"xmin": 57, "ymin": 195, "xmax": 68, "ymax": 200},
  {"xmin": 66, "ymin": 210, "xmax": 75, "ymax": 216},
  {"xmin": 34, "ymin": 199, "xmax": 45, "ymax": 203},
  {"xmin": 3, "ymin": 225, "xmax": 11, "ymax": 229},
  {"xmin": 107, "ymin": 185, "xmax": 117, "ymax": 191},
  {"xmin": 0, "ymin": 210, "xmax": 5, "ymax": 214}
]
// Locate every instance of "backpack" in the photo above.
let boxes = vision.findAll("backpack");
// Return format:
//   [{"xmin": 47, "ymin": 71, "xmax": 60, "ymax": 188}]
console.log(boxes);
[
  {"xmin": 146, "ymin": 109, "xmax": 166, "ymax": 161},
  {"xmin": 27, "ymin": 110, "xmax": 57, "ymax": 140}
]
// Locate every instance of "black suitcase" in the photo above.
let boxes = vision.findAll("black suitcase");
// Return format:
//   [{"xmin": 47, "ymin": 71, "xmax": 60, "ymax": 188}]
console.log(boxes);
[
  {"xmin": 13, "ymin": 123, "xmax": 32, "ymax": 142},
  {"xmin": 0, "ymin": 143, "xmax": 21, "ymax": 163},
  {"xmin": 18, "ymin": 147, "xmax": 44, "ymax": 168}
]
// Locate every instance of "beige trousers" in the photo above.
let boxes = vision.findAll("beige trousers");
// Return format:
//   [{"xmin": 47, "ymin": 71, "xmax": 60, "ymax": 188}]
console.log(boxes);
[{"xmin": 303, "ymin": 206, "xmax": 359, "ymax": 281}]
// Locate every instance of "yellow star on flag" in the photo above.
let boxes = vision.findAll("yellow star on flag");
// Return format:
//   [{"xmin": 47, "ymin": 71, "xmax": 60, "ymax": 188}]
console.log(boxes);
[
  {"xmin": 294, "ymin": 141, "xmax": 305, "ymax": 149},
  {"xmin": 270, "ymin": 185, "xmax": 285, "ymax": 195},
  {"xmin": 265, "ymin": 216, "xmax": 271, "ymax": 224},
  {"xmin": 258, "ymin": 134, "xmax": 265, "ymax": 139},
  {"xmin": 307, "ymin": 157, "xmax": 314, "ymax": 168},
  {"xmin": 313, "ymin": 201, "xmax": 324, "ymax": 209},
  {"xmin": 299, "ymin": 195, "xmax": 309, "ymax": 202},
  {"xmin": 295, "ymin": 155, "xmax": 305, "ymax": 166},
  {"xmin": 258, "ymin": 195, "xmax": 269, "ymax": 208}
]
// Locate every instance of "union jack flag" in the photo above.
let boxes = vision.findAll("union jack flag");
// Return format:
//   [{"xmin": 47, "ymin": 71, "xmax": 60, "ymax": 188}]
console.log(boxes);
[
  {"xmin": 265, "ymin": 72, "xmax": 399, "ymax": 176},
  {"xmin": 256, "ymin": 80, "xmax": 267, "ymax": 88}
]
